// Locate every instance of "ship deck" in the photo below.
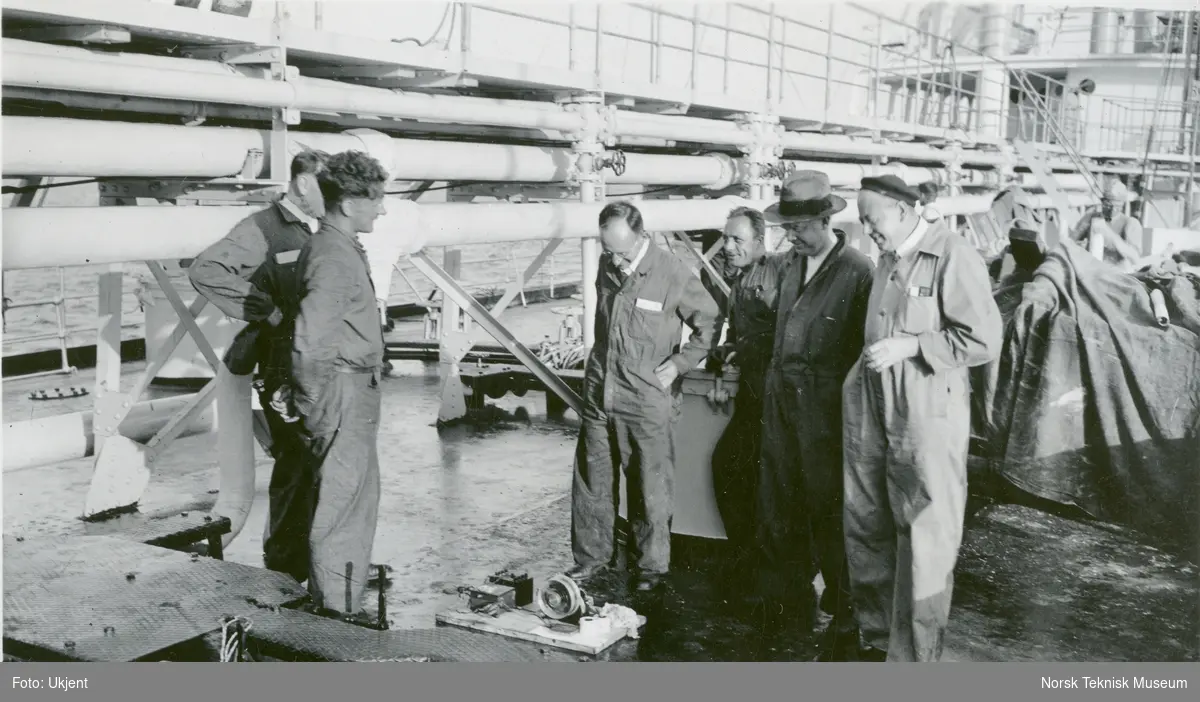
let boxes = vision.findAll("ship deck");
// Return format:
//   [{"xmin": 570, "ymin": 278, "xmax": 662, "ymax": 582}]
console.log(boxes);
[{"xmin": 4, "ymin": 300, "xmax": 1197, "ymax": 662}]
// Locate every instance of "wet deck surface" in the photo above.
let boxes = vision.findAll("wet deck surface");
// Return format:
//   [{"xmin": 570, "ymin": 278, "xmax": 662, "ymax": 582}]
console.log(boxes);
[{"xmin": 4, "ymin": 300, "xmax": 1198, "ymax": 662}]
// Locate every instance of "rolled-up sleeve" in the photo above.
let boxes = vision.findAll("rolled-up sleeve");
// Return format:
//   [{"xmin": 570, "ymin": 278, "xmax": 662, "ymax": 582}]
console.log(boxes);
[
  {"xmin": 916, "ymin": 241, "xmax": 1003, "ymax": 373},
  {"xmin": 291, "ymin": 253, "xmax": 354, "ymax": 417},
  {"xmin": 187, "ymin": 217, "xmax": 275, "ymax": 322},
  {"xmin": 670, "ymin": 273, "xmax": 720, "ymax": 374}
]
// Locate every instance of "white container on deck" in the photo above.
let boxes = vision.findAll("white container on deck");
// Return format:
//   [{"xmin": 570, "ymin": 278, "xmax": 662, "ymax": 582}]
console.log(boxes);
[
  {"xmin": 618, "ymin": 369, "xmax": 739, "ymax": 540},
  {"xmin": 143, "ymin": 274, "xmax": 245, "ymax": 381}
]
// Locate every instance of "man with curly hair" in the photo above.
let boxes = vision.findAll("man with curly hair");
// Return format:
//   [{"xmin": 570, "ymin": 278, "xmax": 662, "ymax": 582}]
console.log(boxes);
[{"xmin": 289, "ymin": 150, "xmax": 390, "ymax": 616}]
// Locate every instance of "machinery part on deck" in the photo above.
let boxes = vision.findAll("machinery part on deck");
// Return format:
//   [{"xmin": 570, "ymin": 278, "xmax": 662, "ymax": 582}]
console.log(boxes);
[
  {"xmin": 212, "ymin": 368, "xmax": 257, "ymax": 548},
  {"xmin": 0, "ymin": 192, "xmax": 1097, "ymax": 272},
  {"xmin": 220, "ymin": 615, "xmax": 253, "ymax": 663},
  {"xmin": 3, "ymin": 391, "xmax": 212, "ymax": 473},
  {"xmin": 246, "ymin": 607, "xmax": 577, "ymax": 662},
  {"xmin": 536, "ymin": 574, "xmax": 588, "ymax": 620},
  {"xmin": 4, "ymin": 535, "xmax": 304, "ymax": 662}
]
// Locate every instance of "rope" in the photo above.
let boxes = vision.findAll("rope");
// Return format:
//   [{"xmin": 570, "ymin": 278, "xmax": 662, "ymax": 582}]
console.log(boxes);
[{"xmin": 219, "ymin": 616, "xmax": 253, "ymax": 662}]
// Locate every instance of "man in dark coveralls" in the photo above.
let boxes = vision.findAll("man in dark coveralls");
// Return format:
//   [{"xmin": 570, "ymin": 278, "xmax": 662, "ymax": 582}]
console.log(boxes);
[
  {"xmin": 756, "ymin": 171, "xmax": 874, "ymax": 661},
  {"xmin": 188, "ymin": 149, "xmax": 328, "ymax": 583},
  {"xmin": 289, "ymin": 150, "xmax": 391, "ymax": 616},
  {"xmin": 569, "ymin": 201, "xmax": 720, "ymax": 592},
  {"xmin": 707, "ymin": 206, "xmax": 785, "ymax": 586}
]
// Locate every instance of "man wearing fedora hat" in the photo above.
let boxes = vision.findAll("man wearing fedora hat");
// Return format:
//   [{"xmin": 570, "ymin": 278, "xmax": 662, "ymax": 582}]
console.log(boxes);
[
  {"xmin": 843, "ymin": 175, "xmax": 1002, "ymax": 662},
  {"xmin": 756, "ymin": 171, "xmax": 874, "ymax": 659}
]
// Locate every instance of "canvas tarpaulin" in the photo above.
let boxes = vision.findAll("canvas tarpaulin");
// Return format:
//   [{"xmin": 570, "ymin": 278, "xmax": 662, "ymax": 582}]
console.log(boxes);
[{"xmin": 976, "ymin": 239, "xmax": 1200, "ymax": 555}]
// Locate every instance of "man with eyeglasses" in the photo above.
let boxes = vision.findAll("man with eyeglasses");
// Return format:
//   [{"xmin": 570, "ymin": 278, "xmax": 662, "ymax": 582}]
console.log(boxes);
[
  {"xmin": 568, "ymin": 201, "xmax": 720, "ymax": 593},
  {"xmin": 756, "ymin": 171, "xmax": 874, "ymax": 661}
]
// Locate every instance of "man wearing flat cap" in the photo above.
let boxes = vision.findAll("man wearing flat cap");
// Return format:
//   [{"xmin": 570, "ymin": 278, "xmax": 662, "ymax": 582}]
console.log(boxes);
[
  {"xmin": 756, "ymin": 171, "xmax": 874, "ymax": 659},
  {"xmin": 1069, "ymin": 177, "xmax": 1143, "ymax": 268},
  {"xmin": 844, "ymin": 174, "xmax": 1003, "ymax": 662}
]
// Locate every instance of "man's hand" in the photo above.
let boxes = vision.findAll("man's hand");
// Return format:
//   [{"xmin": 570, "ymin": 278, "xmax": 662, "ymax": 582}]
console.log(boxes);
[
  {"xmin": 864, "ymin": 335, "xmax": 920, "ymax": 374},
  {"xmin": 655, "ymin": 360, "xmax": 681, "ymax": 388},
  {"xmin": 269, "ymin": 385, "xmax": 300, "ymax": 423}
]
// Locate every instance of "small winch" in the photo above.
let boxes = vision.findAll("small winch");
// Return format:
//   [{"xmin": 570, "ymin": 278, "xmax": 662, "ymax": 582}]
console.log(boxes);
[{"xmin": 535, "ymin": 573, "xmax": 591, "ymax": 621}]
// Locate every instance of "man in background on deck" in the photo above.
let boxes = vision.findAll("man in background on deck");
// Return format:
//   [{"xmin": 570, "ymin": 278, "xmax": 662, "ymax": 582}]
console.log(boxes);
[
  {"xmin": 844, "ymin": 175, "xmax": 1002, "ymax": 662},
  {"xmin": 1069, "ymin": 177, "xmax": 1144, "ymax": 268},
  {"xmin": 569, "ymin": 201, "xmax": 720, "ymax": 593},
  {"xmin": 288, "ymin": 150, "xmax": 390, "ymax": 617},
  {"xmin": 188, "ymin": 149, "xmax": 328, "ymax": 584}
]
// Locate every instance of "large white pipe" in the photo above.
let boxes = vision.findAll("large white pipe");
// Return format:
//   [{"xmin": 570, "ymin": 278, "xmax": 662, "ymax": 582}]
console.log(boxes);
[
  {"xmin": 3, "ymin": 393, "xmax": 213, "ymax": 473},
  {"xmin": 1, "ymin": 116, "xmax": 965, "ymax": 188},
  {"xmin": 2, "ymin": 46, "xmax": 583, "ymax": 134},
  {"xmin": 2, "ymin": 192, "xmax": 1096, "ymax": 271},
  {"xmin": 2, "ymin": 116, "xmax": 734, "ymax": 187},
  {"xmin": 4, "ymin": 38, "xmax": 1024, "ymax": 169}
]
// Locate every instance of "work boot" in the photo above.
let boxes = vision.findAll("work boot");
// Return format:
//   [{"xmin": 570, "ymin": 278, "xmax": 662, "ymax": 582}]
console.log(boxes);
[
  {"xmin": 634, "ymin": 573, "xmax": 665, "ymax": 592},
  {"xmin": 812, "ymin": 619, "xmax": 861, "ymax": 662},
  {"xmin": 565, "ymin": 562, "xmax": 608, "ymax": 582}
]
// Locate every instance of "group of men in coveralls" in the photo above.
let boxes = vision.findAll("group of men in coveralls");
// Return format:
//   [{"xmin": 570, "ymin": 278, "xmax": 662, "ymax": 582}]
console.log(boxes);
[
  {"xmin": 189, "ymin": 148, "xmax": 391, "ymax": 619},
  {"xmin": 568, "ymin": 171, "xmax": 1003, "ymax": 662}
]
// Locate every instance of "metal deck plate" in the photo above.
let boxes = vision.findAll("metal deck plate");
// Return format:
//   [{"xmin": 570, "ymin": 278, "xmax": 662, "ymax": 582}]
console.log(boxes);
[
  {"xmin": 249, "ymin": 607, "xmax": 579, "ymax": 662},
  {"xmin": 6, "ymin": 510, "xmax": 230, "ymax": 547},
  {"xmin": 4, "ymin": 535, "xmax": 305, "ymax": 661}
]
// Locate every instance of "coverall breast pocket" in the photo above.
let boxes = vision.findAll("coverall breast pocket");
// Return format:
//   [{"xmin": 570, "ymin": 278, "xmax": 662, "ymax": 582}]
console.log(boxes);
[
  {"xmin": 629, "ymin": 307, "xmax": 666, "ymax": 358},
  {"xmin": 898, "ymin": 294, "xmax": 939, "ymax": 336}
]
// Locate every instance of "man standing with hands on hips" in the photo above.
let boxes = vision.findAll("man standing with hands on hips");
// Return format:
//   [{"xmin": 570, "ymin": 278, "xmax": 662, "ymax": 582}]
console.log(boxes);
[
  {"xmin": 843, "ymin": 175, "xmax": 1003, "ymax": 662},
  {"xmin": 569, "ymin": 201, "xmax": 720, "ymax": 593}
]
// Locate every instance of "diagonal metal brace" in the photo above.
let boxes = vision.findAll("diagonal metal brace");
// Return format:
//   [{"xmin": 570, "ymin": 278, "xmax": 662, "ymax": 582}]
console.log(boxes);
[
  {"xmin": 460, "ymin": 239, "xmax": 563, "ymax": 356},
  {"xmin": 408, "ymin": 252, "xmax": 583, "ymax": 417},
  {"xmin": 673, "ymin": 232, "xmax": 730, "ymax": 298},
  {"xmin": 1011, "ymin": 139, "xmax": 1072, "ymax": 249}
]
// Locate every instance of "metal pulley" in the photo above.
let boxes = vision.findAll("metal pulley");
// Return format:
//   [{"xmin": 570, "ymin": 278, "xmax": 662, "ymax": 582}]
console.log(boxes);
[{"xmin": 535, "ymin": 574, "xmax": 588, "ymax": 620}]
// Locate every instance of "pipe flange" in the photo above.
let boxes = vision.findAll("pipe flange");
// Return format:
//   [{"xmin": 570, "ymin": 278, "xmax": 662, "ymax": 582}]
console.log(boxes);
[{"xmin": 702, "ymin": 152, "xmax": 738, "ymax": 191}]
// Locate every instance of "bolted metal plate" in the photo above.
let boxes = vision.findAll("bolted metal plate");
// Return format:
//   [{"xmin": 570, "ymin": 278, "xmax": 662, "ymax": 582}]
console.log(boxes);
[
  {"xmin": 6, "ymin": 510, "xmax": 230, "ymax": 547},
  {"xmin": 4, "ymin": 535, "xmax": 305, "ymax": 662},
  {"xmin": 249, "ymin": 607, "xmax": 579, "ymax": 662}
]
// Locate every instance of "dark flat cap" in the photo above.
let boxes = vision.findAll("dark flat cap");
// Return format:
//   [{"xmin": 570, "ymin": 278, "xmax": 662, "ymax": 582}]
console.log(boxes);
[{"xmin": 860, "ymin": 175, "xmax": 921, "ymax": 206}]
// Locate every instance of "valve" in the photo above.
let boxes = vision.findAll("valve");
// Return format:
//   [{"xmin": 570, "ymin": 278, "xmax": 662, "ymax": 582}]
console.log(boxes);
[{"xmin": 598, "ymin": 150, "xmax": 627, "ymax": 178}]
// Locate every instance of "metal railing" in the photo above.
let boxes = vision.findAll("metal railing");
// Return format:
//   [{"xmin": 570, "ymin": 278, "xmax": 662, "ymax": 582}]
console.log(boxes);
[
  {"xmin": 1, "ymin": 269, "xmax": 147, "ymax": 366},
  {"xmin": 1097, "ymin": 96, "xmax": 1200, "ymax": 155},
  {"xmin": 1, "ymin": 248, "xmax": 586, "ymax": 363},
  {"xmin": 144, "ymin": 0, "xmax": 1195, "ymax": 157},
  {"xmin": 1017, "ymin": 7, "xmax": 1195, "ymax": 58}
]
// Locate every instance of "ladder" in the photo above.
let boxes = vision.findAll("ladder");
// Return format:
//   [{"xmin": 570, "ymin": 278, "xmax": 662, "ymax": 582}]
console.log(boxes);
[{"xmin": 1007, "ymin": 67, "xmax": 1107, "ymax": 247}]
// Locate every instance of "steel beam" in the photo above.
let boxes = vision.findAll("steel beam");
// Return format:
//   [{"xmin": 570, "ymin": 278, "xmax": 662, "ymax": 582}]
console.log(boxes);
[{"xmin": 408, "ymin": 252, "xmax": 584, "ymax": 418}]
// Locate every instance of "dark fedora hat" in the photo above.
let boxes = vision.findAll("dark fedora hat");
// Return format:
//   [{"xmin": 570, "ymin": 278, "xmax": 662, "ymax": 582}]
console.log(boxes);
[{"xmin": 764, "ymin": 170, "xmax": 847, "ymax": 225}]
